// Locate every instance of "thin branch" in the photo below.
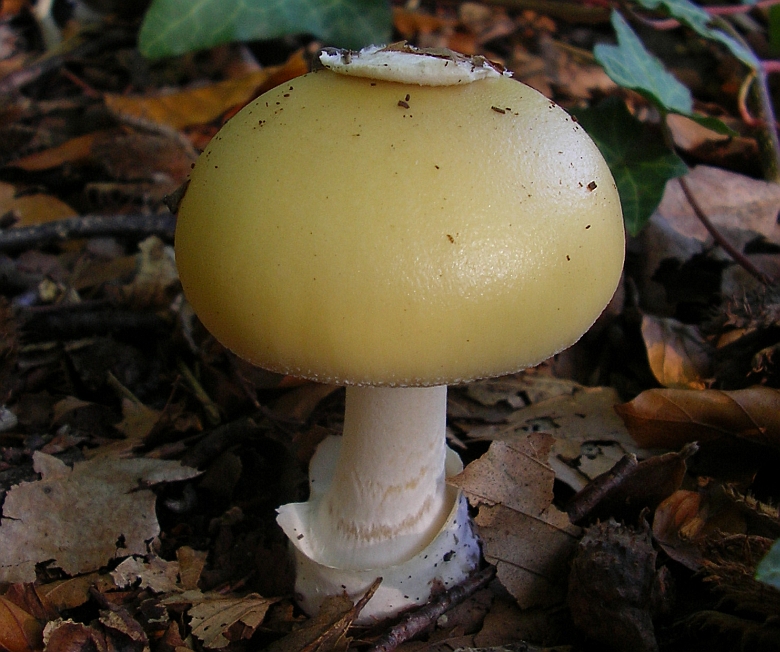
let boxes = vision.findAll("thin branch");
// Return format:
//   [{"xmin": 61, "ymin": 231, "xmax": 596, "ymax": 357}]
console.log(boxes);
[
  {"xmin": 678, "ymin": 176, "xmax": 775, "ymax": 287},
  {"xmin": 0, "ymin": 213, "xmax": 176, "ymax": 252},
  {"xmin": 715, "ymin": 18, "xmax": 780, "ymax": 181},
  {"xmin": 366, "ymin": 566, "xmax": 497, "ymax": 652},
  {"xmin": 752, "ymin": 63, "xmax": 780, "ymax": 181},
  {"xmin": 0, "ymin": 27, "xmax": 135, "ymax": 97}
]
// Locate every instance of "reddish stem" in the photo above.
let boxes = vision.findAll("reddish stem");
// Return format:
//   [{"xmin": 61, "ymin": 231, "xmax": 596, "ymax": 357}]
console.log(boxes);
[{"xmin": 678, "ymin": 176, "xmax": 775, "ymax": 287}]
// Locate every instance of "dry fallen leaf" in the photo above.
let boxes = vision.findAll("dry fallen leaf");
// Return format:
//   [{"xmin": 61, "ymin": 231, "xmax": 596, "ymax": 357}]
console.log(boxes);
[
  {"xmin": 177, "ymin": 546, "xmax": 208, "ymax": 591},
  {"xmin": 112, "ymin": 556, "xmax": 181, "ymax": 594},
  {"xmin": 567, "ymin": 443, "xmax": 697, "ymax": 525},
  {"xmin": 0, "ymin": 188, "xmax": 78, "ymax": 226},
  {"xmin": 642, "ymin": 314, "xmax": 712, "ymax": 389},
  {"xmin": 104, "ymin": 70, "xmax": 275, "ymax": 130},
  {"xmin": 452, "ymin": 433, "xmax": 580, "ymax": 609},
  {"xmin": 0, "ymin": 452, "xmax": 200, "ymax": 582},
  {"xmin": 104, "ymin": 49, "xmax": 308, "ymax": 132},
  {"xmin": 667, "ymin": 113, "xmax": 731, "ymax": 153},
  {"xmin": 264, "ymin": 593, "xmax": 358, "ymax": 652},
  {"xmin": 464, "ymin": 384, "xmax": 638, "ymax": 492},
  {"xmin": 114, "ymin": 235, "xmax": 179, "ymax": 309},
  {"xmin": 7, "ymin": 132, "xmax": 101, "ymax": 172},
  {"xmin": 658, "ymin": 165, "xmax": 780, "ymax": 246},
  {"xmin": 39, "ymin": 572, "xmax": 116, "ymax": 612},
  {"xmin": 0, "ymin": 595, "xmax": 42, "ymax": 652},
  {"xmin": 615, "ymin": 386, "xmax": 780, "ymax": 451},
  {"xmin": 43, "ymin": 610, "xmax": 149, "ymax": 652},
  {"xmin": 114, "ymin": 397, "xmax": 162, "ymax": 442},
  {"xmin": 163, "ymin": 590, "xmax": 279, "ymax": 650},
  {"xmin": 636, "ymin": 165, "xmax": 780, "ymax": 315}
]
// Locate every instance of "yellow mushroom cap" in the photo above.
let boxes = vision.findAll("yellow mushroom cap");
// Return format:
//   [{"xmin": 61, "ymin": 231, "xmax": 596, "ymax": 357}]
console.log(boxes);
[{"xmin": 175, "ymin": 66, "xmax": 624, "ymax": 386}]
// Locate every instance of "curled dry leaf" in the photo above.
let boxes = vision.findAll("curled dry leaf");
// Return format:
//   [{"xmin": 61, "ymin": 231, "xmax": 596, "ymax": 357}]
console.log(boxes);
[
  {"xmin": 641, "ymin": 314, "xmax": 712, "ymax": 389},
  {"xmin": 42, "ymin": 620, "xmax": 104, "ymax": 652},
  {"xmin": 451, "ymin": 433, "xmax": 580, "ymax": 609},
  {"xmin": 7, "ymin": 133, "xmax": 101, "ymax": 172},
  {"xmin": 652, "ymin": 483, "xmax": 780, "ymax": 570},
  {"xmin": 615, "ymin": 386, "xmax": 780, "ymax": 451}
]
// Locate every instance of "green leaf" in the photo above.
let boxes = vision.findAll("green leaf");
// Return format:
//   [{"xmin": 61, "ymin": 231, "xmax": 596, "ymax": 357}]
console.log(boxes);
[
  {"xmin": 636, "ymin": 0, "xmax": 759, "ymax": 68},
  {"xmin": 138, "ymin": 0, "xmax": 392, "ymax": 60},
  {"xmin": 684, "ymin": 113, "xmax": 737, "ymax": 136},
  {"xmin": 594, "ymin": 10, "xmax": 693, "ymax": 115},
  {"xmin": 756, "ymin": 539, "xmax": 780, "ymax": 590},
  {"xmin": 573, "ymin": 97, "xmax": 689, "ymax": 236}
]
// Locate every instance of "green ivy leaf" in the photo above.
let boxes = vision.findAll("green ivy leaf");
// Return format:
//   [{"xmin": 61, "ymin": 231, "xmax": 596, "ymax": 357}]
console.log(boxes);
[
  {"xmin": 138, "ymin": 0, "xmax": 392, "ymax": 60},
  {"xmin": 686, "ymin": 113, "xmax": 737, "ymax": 136},
  {"xmin": 594, "ymin": 10, "xmax": 693, "ymax": 115},
  {"xmin": 756, "ymin": 539, "xmax": 780, "ymax": 590},
  {"xmin": 637, "ymin": 0, "xmax": 759, "ymax": 69},
  {"xmin": 573, "ymin": 97, "xmax": 689, "ymax": 236}
]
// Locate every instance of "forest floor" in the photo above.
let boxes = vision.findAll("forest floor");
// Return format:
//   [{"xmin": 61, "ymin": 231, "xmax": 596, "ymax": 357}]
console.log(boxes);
[{"xmin": 0, "ymin": 1, "xmax": 779, "ymax": 651}]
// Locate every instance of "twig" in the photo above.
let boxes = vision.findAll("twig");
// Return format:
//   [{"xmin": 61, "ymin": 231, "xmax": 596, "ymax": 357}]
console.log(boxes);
[
  {"xmin": 367, "ymin": 566, "xmax": 497, "ymax": 652},
  {"xmin": 678, "ymin": 176, "xmax": 775, "ymax": 286},
  {"xmin": 0, "ymin": 213, "xmax": 176, "ymax": 252},
  {"xmin": 0, "ymin": 26, "xmax": 134, "ymax": 97},
  {"xmin": 177, "ymin": 358, "xmax": 222, "ymax": 426},
  {"xmin": 21, "ymin": 304, "xmax": 169, "ymax": 341},
  {"xmin": 752, "ymin": 63, "xmax": 780, "ymax": 182},
  {"xmin": 180, "ymin": 417, "xmax": 261, "ymax": 469},
  {"xmin": 567, "ymin": 454, "xmax": 638, "ymax": 525},
  {"xmin": 715, "ymin": 18, "xmax": 780, "ymax": 181}
]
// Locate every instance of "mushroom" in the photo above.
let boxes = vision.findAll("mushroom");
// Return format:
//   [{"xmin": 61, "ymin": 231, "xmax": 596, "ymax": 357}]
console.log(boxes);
[{"xmin": 174, "ymin": 44, "xmax": 625, "ymax": 623}]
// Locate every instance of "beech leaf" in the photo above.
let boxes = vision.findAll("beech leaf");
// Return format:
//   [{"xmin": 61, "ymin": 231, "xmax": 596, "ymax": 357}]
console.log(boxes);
[
  {"xmin": 451, "ymin": 433, "xmax": 580, "ymax": 609},
  {"xmin": 641, "ymin": 314, "xmax": 713, "ymax": 389},
  {"xmin": 615, "ymin": 386, "xmax": 780, "ymax": 451}
]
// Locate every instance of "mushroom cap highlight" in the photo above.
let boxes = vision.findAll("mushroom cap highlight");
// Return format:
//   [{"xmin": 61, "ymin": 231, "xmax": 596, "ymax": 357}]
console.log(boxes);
[{"xmin": 175, "ymin": 70, "xmax": 624, "ymax": 386}]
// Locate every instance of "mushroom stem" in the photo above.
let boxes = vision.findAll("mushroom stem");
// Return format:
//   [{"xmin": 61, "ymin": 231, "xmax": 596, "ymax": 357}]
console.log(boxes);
[{"xmin": 311, "ymin": 385, "xmax": 453, "ymax": 569}]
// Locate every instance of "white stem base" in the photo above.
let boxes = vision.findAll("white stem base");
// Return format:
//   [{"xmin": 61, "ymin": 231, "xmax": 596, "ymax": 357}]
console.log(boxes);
[
  {"xmin": 276, "ymin": 385, "xmax": 480, "ymax": 622},
  {"xmin": 277, "ymin": 437, "xmax": 480, "ymax": 623}
]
